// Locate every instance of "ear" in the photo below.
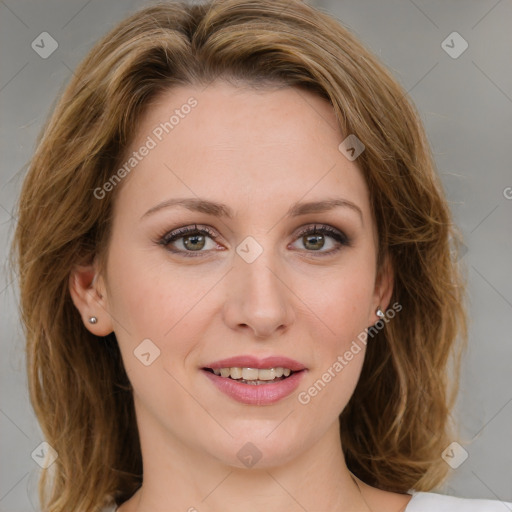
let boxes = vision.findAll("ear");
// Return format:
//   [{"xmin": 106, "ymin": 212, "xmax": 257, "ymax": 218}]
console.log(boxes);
[
  {"xmin": 69, "ymin": 262, "xmax": 114, "ymax": 336},
  {"xmin": 371, "ymin": 252, "xmax": 394, "ymax": 324}
]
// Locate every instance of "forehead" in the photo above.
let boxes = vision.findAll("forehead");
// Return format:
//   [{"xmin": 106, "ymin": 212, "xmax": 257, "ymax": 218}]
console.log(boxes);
[{"xmin": 114, "ymin": 81, "xmax": 371, "ymax": 222}]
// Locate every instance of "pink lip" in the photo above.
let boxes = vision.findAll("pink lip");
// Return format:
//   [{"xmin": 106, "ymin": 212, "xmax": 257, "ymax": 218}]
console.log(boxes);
[
  {"xmin": 204, "ymin": 355, "xmax": 306, "ymax": 372},
  {"xmin": 202, "ymin": 369, "xmax": 306, "ymax": 405},
  {"xmin": 201, "ymin": 355, "xmax": 308, "ymax": 405}
]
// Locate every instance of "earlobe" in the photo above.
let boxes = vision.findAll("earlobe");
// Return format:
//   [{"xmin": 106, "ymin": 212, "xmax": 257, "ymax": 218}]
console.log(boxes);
[
  {"xmin": 69, "ymin": 263, "xmax": 114, "ymax": 336},
  {"xmin": 372, "ymin": 253, "xmax": 394, "ymax": 322}
]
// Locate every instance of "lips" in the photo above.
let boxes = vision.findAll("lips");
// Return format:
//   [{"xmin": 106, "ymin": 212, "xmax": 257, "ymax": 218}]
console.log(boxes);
[{"xmin": 201, "ymin": 355, "xmax": 307, "ymax": 405}]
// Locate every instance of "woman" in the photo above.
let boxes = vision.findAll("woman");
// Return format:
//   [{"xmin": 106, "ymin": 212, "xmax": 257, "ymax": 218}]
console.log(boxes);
[{"xmin": 11, "ymin": 0, "xmax": 511, "ymax": 511}]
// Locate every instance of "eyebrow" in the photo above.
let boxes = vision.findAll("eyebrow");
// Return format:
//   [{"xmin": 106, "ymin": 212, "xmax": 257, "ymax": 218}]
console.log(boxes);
[{"xmin": 141, "ymin": 197, "xmax": 363, "ymax": 222}]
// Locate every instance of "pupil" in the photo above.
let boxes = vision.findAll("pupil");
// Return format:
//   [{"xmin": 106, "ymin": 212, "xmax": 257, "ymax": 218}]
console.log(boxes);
[
  {"xmin": 184, "ymin": 234, "xmax": 205, "ymax": 251},
  {"xmin": 304, "ymin": 234, "xmax": 324, "ymax": 250}
]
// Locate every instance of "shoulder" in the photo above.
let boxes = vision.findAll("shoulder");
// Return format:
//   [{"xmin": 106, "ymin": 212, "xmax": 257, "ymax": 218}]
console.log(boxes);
[{"xmin": 406, "ymin": 491, "xmax": 512, "ymax": 511}]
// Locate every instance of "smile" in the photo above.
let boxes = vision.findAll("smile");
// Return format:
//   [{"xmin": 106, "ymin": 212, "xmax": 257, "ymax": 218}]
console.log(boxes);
[
  {"xmin": 202, "ymin": 367, "xmax": 306, "ymax": 405},
  {"xmin": 206, "ymin": 366, "xmax": 293, "ymax": 383}
]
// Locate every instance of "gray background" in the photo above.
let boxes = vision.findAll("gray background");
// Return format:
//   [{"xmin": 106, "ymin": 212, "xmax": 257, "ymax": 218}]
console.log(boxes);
[{"xmin": 1, "ymin": 0, "xmax": 511, "ymax": 510}]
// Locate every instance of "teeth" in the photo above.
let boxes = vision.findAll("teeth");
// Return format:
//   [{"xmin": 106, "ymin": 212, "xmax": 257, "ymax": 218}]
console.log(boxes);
[
  {"xmin": 242, "ymin": 368, "xmax": 260, "ymax": 380},
  {"xmin": 230, "ymin": 367, "xmax": 242, "ymax": 379},
  {"xmin": 210, "ymin": 367, "xmax": 294, "ymax": 380},
  {"xmin": 256, "ymin": 368, "xmax": 275, "ymax": 381}
]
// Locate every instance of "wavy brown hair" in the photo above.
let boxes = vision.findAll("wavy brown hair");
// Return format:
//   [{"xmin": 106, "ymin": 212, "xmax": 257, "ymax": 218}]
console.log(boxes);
[{"xmin": 11, "ymin": 0, "xmax": 467, "ymax": 510}]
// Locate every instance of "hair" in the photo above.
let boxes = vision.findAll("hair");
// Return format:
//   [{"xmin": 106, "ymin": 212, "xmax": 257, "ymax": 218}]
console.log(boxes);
[{"xmin": 11, "ymin": 0, "xmax": 467, "ymax": 510}]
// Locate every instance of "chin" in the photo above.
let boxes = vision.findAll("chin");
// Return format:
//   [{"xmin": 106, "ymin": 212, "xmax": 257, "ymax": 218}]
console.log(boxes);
[{"xmin": 202, "ymin": 428, "xmax": 305, "ymax": 470}]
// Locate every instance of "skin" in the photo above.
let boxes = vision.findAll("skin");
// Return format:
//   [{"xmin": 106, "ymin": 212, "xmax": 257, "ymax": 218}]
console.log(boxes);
[{"xmin": 70, "ymin": 82, "xmax": 412, "ymax": 512}]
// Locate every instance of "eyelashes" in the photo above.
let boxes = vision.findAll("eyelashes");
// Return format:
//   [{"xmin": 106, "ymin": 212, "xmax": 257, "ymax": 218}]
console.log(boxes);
[
  {"xmin": 158, "ymin": 224, "xmax": 219, "ymax": 257},
  {"xmin": 157, "ymin": 223, "xmax": 351, "ymax": 258},
  {"xmin": 293, "ymin": 224, "xmax": 351, "ymax": 255}
]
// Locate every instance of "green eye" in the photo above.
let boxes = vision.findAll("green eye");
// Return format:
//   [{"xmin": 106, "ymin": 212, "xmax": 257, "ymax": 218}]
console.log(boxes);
[{"xmin": 159, "ymin": 223, "xmax": 350, "ymax": 258}]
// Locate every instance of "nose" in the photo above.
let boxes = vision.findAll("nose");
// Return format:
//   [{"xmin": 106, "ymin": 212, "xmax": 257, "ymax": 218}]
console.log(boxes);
[{"xmin": 222, "ymin": 247, "xmax": 295, "ymax": 339}]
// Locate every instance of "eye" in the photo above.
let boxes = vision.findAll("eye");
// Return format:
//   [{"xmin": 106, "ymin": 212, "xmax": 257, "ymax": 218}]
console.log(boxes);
[
  {"xmin": 158, "ymin": 224, "xmax": 221, "ymax": 257},
  {"xmin": 158, "ymin": 223, "xmax": 350, "ymax": 258},
  {"xmin": 290, "ymin": 224, "xmax": 350, "ymax": 256}
]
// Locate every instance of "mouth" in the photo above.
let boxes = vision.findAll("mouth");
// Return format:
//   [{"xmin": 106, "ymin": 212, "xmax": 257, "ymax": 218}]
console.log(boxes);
[
  {"xmin": 202, "ymin": 366, "xmax": 302, "ymax": 385},
  {"xmin": 201, "ymin": 363, "xmax": 307, "ymax": 405},
  {"xmin": 201, "ymin": 355, "xmax": 307, "ymax": 404}
]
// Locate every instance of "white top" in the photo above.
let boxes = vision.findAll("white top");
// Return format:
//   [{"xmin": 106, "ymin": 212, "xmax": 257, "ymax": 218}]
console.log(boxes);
[
  {"xmin": 406, "ymin": 491, "xmax": 512, "ymax": 511},
  {"xmin": 103, "ymin": 491, "xmax": 512, "ymax": 511}
]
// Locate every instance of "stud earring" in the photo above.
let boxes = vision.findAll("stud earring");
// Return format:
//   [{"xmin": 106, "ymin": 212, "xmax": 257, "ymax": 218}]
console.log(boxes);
[
  {"xmin": 88, "ymin": 316, "xmax": 98, "ymax": 324},
  {"xmin": 376, "ymin": 308, "xmax": 385, "ymax": 319}
]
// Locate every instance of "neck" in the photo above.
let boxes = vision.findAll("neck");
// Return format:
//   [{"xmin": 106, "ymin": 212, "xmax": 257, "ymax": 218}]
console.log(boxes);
[{"xmin": 124, "ymin": 417, "xmax": 370, "ymax": 512}]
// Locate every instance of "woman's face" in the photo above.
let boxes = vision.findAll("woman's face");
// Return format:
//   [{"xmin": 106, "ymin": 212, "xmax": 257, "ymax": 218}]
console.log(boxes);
[{"xmin": 88, "ymin": 82, "xmax": 392, "ymax": 468}]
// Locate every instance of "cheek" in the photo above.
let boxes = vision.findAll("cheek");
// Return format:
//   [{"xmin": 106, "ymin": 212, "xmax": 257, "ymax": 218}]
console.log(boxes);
[
  {"xmin": 302, "ymin": 260, "xmax": 376, "ymax": 345},
  {"xmin": 293, "ymin": 257, "xmax": 376, "ymax": 415},
  {"xmin": 104, "ymin": 241, "xmax": 218, "ymax": 385},
  {"xmin": 104, "ymin": 237, "xmax": 210, "ymax": 337},
  {"xmin": 104, "ymin": 249, "xmax": 201, "ymax": 417}
]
